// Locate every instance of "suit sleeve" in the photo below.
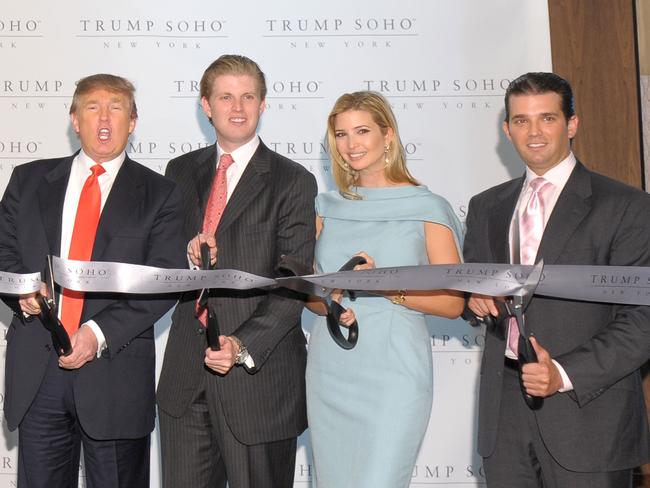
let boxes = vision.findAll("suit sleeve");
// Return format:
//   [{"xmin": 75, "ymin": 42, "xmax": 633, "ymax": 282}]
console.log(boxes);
[
  {"xmin": 231, "ymin": 169, "xmax": 317, "ymax": 370},
  {"xmin": 0, "ymin": 167, "xmax": 35, "ymax": 316},
  {"xmin": 556, "ymin": 192, "xmax": 650, "ymax": 406},
  {"xmin": 90, "ymin": 183, "xmax": 187, "ymax": 358}
]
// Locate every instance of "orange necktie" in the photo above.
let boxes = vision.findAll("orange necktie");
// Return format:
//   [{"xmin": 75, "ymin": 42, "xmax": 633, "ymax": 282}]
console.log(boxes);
[
  {"xmin": 196, "ymin": 153, "xmax": 235, "ymax": 326},
  {"xmin": 60, "ymin": 164, "xmax": 105, "ymax": 336}
]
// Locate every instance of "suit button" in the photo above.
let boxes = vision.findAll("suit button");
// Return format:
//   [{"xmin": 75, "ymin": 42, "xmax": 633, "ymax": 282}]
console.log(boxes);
[
  {"xmin": 196, "ymin": 328, "xmax": 205, "ymax": 335},
  {"xmin": 45, "ymin": 344, "xmax": 51, "ymax": 352}
]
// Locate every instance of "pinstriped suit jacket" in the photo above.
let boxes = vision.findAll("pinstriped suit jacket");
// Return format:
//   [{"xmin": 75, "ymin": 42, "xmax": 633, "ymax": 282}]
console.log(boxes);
[{"xmin": 157, "ymin": 141, "xmax": 317, "ymax": 444}]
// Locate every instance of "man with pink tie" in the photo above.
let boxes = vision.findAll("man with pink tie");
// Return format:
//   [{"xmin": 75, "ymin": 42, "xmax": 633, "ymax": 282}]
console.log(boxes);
[{"xmin": 463, "ymin": 72, "xmax": 650, "ymax": 488}]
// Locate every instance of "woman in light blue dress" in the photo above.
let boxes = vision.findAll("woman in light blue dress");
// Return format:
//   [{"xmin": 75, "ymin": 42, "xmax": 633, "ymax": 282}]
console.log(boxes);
[{"xmin": 306, "ymin": 91, "xmax": 465, "ymax": 488}]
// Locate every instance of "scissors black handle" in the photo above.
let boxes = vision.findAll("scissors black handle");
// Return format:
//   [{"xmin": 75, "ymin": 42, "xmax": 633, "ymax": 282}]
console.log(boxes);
[
  {"xmin": 35, "ymin": 294, "xmax": 72, "ymax": 357},
  {"xmin": 200, "ymin": 243, "xmax": 221, "ymax": 351},
  {"xmin": 518, "ymin": 336, "xmax": 543, "ymax": 410},
  {"xmin": 512, "ymin": 301, "xmax": 543, "ymax": 410},
  {"xmin": 325, "ymin": 256, "xmax": 367, "ymax": 350}
]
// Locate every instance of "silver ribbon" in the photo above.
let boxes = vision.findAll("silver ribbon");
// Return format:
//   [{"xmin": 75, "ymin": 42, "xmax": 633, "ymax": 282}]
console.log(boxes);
[
  {"xmin": 45, "ymin": 257, "xmax": 650, "ymax": 307},
  {"xmin": 51, "ymin": 257, "xmax": 276, "ymax": 294},
  {"xmin": 0, "ymin": 271, "xmax": 42, "ymax": 295}
]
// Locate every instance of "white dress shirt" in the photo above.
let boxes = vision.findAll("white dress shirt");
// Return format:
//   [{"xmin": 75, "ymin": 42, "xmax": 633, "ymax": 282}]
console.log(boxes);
[
  {"xmin": 60, "ymin": 149, "xmax": 126, "ymax": 356},
  {"xmin": 507, "ymin": 152, "xmax": 577, "ymax": 391},
  {"xmin": 192, "ymin": 135, "xmax": 260, "ymax": 368},
  {"xmin": 217, "ymin": 135, "xmax": 259, "ymax": 200}
]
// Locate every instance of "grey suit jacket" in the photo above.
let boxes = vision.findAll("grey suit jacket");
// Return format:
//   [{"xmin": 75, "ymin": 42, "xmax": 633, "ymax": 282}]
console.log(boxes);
[
  {"xmin": 463, "ymin": 161, "xmax": 650, "ymax": 471},
  {"xmin": 0, "ymin": 153, "xmax": 186, "ymax": 439},
  {"xmin": 156, "ymin": 141, "xmax": 317, "ymax": 445}
]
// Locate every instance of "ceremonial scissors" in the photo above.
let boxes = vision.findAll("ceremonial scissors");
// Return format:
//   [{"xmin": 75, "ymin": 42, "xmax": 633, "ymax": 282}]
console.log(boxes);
[
  {"xmin": 510, "ymin": 259, "xmax": 544, "ymax": 409},
  {"xmin": 197, "ymin": 243, "xmax": 221, "ymax": 351},
  {"xmin": 35, "ymin": 255, "xmax": 72, "ymax": 356}
]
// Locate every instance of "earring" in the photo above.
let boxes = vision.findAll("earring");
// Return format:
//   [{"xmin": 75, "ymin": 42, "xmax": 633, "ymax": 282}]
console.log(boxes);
[{"xmin": 384, "ymin": 145, "xmax": 390, "ymax": 166}]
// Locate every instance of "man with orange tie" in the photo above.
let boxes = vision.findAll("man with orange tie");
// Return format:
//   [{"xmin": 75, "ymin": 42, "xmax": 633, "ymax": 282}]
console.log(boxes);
[
  {"xmin": 463, "ymin": 72, "xmax": 650, "ymax": 487},
  {"xmin": 0, "ymin": 74, "xmax": 186, "ymax": 487}
]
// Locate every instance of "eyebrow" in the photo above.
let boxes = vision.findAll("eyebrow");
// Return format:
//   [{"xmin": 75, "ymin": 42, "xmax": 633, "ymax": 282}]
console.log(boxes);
[
  {"xmin": 511, "ymin": 111, "xmax": 560, "ymax": 119},
  {"xmin": 83, "ymin": 97, "xmax": 125, "ymax": 105},
  {"xmin": 335, "ymin": 125, "xmax": 370, "ymax": 131}
]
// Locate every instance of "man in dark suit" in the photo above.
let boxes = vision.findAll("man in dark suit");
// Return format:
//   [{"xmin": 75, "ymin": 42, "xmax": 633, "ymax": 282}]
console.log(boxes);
[
  {"xmin": 464, "ymin": 72, "xmax": 650, "ymax": 488},
  {"xmin": 156, "ymin": 55, "xmax": 317, "ymax": 488},
  {"xmin": 0, "ymin": 74, "xmax": 186, "ymax": 487}
]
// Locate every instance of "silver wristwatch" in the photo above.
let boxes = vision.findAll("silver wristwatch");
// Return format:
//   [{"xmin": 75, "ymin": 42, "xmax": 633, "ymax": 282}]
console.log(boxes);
[{"xmin": 230, "ymin": 335, "xmax": 249, "ymax": 365}]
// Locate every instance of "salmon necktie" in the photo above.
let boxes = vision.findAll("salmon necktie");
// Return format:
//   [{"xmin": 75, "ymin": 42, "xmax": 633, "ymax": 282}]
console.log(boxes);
[
  {"xmin": 196, "ymin": 153, "xmax": 235, "ymax": 326},
  {"xmin": 60, "ymin": 164, "xmax": 105, "ymax": 337}
]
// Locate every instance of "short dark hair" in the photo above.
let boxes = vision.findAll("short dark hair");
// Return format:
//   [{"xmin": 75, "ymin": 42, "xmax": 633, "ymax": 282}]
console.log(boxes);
[
  {"xmin": 200, "ymin": 54, "xmax": 267, "ymax": 101},
  {"xmin": 504, "ymin": 72, "xmax": 574, "ymax": 122},
  {"xmin": 70, "ymin": 74, "xmax": 137, "ymax": 119}
]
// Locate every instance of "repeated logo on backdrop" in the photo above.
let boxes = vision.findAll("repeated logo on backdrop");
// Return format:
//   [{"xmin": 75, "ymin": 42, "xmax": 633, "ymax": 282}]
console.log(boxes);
[{"xmin": 0, "ymin": 3, "xmax": 553, "ymax": 487}]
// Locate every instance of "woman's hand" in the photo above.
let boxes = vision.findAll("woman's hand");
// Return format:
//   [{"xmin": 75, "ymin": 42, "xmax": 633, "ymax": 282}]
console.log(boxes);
[
  {"xmin": 353, "ymin": 251, "xmax": 375, "ymax": 270},
  {"xmin": 337, "ymin": 307, "xmax": 356, "ymax": 327}
]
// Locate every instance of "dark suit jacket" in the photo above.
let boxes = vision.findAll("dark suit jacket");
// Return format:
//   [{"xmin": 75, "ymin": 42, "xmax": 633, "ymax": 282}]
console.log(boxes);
[
  {"xmin": 464, "ymin": 161, "xmax": 650, "ymax": 471},
  {"xmin": 156, "ymin": 141, "xmax": 317, "ymax": 445},
  {"xmin": 0, "ymin": 153, "xmax": 186, "ymax": 440}
]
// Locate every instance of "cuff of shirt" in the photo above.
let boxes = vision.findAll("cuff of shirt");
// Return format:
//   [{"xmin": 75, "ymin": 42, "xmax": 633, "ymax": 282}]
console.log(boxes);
[
  {"xmin": 552, "ymin": 359, "xmax": 573, "ymax": 392},
  {"xmin": 83, "ymin": 320, "xmax": 106, "ymax": 358},
  {"xmin": 242, "ymin": 352, "xmax": 255, "ymax": 370}
]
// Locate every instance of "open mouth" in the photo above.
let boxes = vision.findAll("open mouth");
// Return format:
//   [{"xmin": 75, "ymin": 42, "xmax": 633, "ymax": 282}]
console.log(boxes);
[{"xmin": 98, "ymin": 128, "xmax": 111, "ymax": 142}]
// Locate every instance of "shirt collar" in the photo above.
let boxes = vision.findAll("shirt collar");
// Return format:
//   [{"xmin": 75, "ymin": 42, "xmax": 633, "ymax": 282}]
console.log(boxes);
[
  {"xmin": 216, "ymin": 135, "xmax": 260, "ymax": 167},
  {"xmin": 524, "ymin": 152, "xmax": 576, "ymax": 189},
  {"xmin": 77, "ymin": 149, "xmax": 125, "ymax": 179}
]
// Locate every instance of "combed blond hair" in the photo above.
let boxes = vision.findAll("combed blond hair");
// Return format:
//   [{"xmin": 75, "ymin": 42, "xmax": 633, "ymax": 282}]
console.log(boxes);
[
  {"xmin": 326, "ymin": 91, "xmax": 417, "ymax": 199},
  {"xmin": 200, "ymin": 54, "xmax": 267, "ymax": 100},
  {"xmin": 70, "ymin": 74, "xmax": 137, "ymax": 119}
]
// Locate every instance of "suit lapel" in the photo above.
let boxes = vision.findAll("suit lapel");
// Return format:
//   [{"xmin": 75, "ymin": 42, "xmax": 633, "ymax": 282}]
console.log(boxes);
[
  {"xmin": 91, "ymin": 157, "xmax": 142, "ymax": 259},
  {"xmin": 537, "ymin": 162, "xmax": 592, "ymax": 264},
  {"xmin": 38, "ymin": 155, "xmax": 75, "ymax": 256},
  {"xmin": 488, "ymin": 177, "xmax": 524, "ymax": 263},
  {"xmin": 214, "ymin": 142, "xmax": 270, "ymax": 237},
  {"xmin": 195, "ymin": 145, "xmax": 218, "ymax": 214}
]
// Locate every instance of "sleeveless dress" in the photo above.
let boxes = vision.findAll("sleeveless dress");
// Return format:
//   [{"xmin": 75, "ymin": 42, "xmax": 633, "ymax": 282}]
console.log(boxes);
[{"xmin": 306, "ymin": 185, "xmax": 463, "ymax": 488}]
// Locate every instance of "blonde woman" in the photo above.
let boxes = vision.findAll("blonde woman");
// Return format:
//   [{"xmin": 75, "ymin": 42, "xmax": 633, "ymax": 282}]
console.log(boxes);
[{"xmin": 306, "ymin": 91, "xmax": 465, "ymax": 488}]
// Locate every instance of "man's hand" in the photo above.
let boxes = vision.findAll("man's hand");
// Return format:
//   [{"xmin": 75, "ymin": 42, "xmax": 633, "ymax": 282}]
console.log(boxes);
[
  {"xmin": 188, "ymin": 233, "xmax": 217, "ymax": 268},
  {"xmin": 468, "ymin": 293, "xmax": 500, "ymax": 318},
  {"xmin": 18, "ymin": 282, "xmax": 48, "ymax": 316},
  {"xmin": 204, "ymin": 336, "xmax": 239, "ymax": 375},
  {"xmin": 58, "ymin": 325, "xmax": 98, "ymax": 370},
  {"xmin": 520, "ymin": 337, "xmax": 563, "ymax": 397}
]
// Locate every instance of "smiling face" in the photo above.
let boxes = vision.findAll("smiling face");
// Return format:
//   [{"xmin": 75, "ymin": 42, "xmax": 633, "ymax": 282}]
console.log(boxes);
[
  {"xmin": 333, "ymin": 109, "xmax": 393, "ymax": 177},
  {"xmin": 201, "ymin": 74, "xmax": 265, "ymax": 153},
  {"xmin": 70, "ymin": 89, "xmax": 136, "ymax": 164},
  {"xmin": 503, "ymin": 92, "xmax": 578, "ymax": 175}
]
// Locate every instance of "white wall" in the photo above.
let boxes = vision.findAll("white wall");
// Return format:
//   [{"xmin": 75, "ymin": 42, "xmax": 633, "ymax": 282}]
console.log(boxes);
[{"xmin": 0, "ymin": 1, "xmax": 552, "ymax": 486}]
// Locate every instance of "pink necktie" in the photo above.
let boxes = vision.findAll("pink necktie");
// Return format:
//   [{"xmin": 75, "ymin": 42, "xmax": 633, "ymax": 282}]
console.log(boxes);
[
  {"xmin": 508, "ymin": 177, "xmax": 553, "ymax": 354},
  {"xmin": 60, "ymin": 164, "xmax": 105, "ymax": 337},
  {"xmin": 196, "ymin": 153, "xmax": 235, "ymax": 326}
]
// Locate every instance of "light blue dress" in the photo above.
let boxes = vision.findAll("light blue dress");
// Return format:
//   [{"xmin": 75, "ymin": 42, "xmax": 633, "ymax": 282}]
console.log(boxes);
[{"xmin": 306, "ymin": 185, "xmax": 463, "ymax": 488}]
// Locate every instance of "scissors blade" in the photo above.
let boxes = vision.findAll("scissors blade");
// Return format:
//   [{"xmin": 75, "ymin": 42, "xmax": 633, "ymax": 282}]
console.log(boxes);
[
  {"xmin": 46, "ymin": 254, "xmax": 56, "ymax": 308},
  {"xmin": 520, "ymin": 259, "xmax": 544, "ymax": 311},
  {"xmin": 197, "ymin": 243, "xmax": 211, "ymax": 307}
]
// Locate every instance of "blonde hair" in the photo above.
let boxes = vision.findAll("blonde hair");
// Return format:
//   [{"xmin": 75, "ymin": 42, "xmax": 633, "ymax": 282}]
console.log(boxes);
[
  {"xmin": 200, "ymin": 54, "xmax": 267, "ymax": 100},
  {"xmin": 70, "ymin": 74, "xmax": 137, "ymax": 119},
  {"xmin": 326, "ymin": 91, "xmax": 417, "ymax": 199}
]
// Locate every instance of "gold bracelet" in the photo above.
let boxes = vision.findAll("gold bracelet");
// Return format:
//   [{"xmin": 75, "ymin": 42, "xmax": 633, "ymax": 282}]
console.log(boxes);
[{"xmin": 391, "ymin": 290, "xmax": 406, "ymax": 305}]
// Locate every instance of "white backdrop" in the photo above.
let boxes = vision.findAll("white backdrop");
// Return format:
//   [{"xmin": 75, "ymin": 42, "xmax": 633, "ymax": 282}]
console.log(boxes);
[{"xmin": 0, "ymin": 1, "xmax": 551, "ymax": 486}]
